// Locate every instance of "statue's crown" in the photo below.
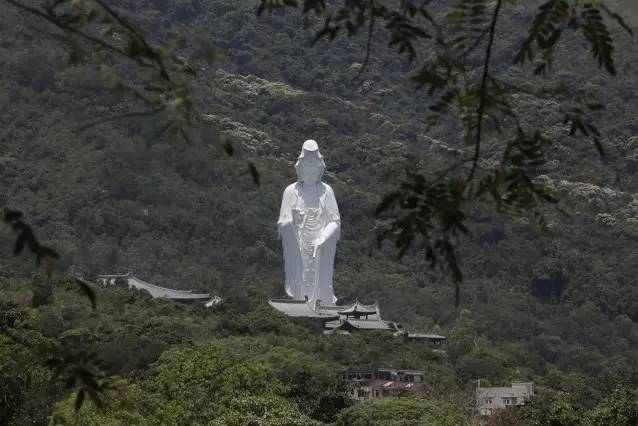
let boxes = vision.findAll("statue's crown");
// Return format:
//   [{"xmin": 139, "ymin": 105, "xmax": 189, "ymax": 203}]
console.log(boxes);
[{"xmin": 302, "ymin": 139, "xmax": 319, "ymax": 152}]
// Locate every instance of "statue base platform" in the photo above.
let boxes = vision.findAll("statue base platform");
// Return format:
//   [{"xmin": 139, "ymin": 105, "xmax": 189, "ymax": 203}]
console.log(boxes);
[
  {"xmin": 268, "ymin": 298, "xmax": 340, "ymax": 319},
  {"xmin": 268, "ymin": 298, "xmax": 395, "ymax": 333}
]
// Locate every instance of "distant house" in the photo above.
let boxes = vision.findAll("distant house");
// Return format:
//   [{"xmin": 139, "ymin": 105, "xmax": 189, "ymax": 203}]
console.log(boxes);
[
  {"xmin": 476, "ymin": 382, "xmax": 534, "ymax": 415},
  {"xmin": 338, "ymin": 369, "xmax": 425, "ymax": 401},
  {"xmin": 96, "ymin": 273, "xmax": 214, "ymax": 303}
]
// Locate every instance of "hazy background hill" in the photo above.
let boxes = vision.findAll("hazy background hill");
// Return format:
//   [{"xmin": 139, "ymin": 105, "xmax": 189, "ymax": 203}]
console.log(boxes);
[{"xmin": 1, "ymin": 0, "xmax": 638, "ymax": 390}]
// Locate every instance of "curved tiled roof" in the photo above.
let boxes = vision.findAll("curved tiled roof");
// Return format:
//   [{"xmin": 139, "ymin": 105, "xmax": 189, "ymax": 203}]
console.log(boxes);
[
  {"xmin": 97, "ymin": 274, "xmax": 211, "ymax": 300},
  {"xmin": 337, "ymin": 300, "xmax": 377, "ymax": 316}
]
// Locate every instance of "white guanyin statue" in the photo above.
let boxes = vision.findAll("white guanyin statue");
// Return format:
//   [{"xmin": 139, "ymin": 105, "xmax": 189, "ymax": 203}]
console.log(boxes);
[{"xmin": 278, "ymin": 140, "xmax": 340, "ymax": 307}]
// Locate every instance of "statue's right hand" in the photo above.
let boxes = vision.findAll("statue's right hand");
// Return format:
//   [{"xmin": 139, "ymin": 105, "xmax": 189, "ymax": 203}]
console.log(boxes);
[{"xmin": 314, "ymin": 235, "xmax": 327, "ymax": 247}]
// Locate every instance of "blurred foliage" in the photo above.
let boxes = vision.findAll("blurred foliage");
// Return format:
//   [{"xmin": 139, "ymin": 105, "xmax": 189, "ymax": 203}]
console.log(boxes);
[
  {"xmin": 1, "ymin": 276, "xmax": 638, "ymax": 424},
  {"xmin": 257, "ymin": 0, "xmax": 634, "ymax": 297},
  {"xmin": 333, "ymin": 396, "xmax": 467, "ymax": 426},
  {"xmin": 2, "ymin": 208, "xmax": 59, "ymax": 276}
]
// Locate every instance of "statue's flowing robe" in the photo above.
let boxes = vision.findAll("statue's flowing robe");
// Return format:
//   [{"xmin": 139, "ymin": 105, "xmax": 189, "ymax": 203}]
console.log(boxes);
[{"xmin": 278, "ymin": 182, "xmax": 340, "ymax": 306}]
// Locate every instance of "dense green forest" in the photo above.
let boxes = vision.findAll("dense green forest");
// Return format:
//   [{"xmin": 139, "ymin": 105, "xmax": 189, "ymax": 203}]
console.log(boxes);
[{"xmin": 1, "ymin": 0, "xmax": 638, "ymax": 424}]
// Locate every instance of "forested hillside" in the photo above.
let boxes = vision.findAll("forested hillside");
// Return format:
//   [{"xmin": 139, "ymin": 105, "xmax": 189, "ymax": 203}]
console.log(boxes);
[{"xmin": 1, "ymin": 0, "xmax": 638, "ymax": 424}]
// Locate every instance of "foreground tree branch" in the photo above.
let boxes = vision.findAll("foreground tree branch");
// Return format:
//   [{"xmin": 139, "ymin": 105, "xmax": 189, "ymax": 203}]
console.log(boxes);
[{"xmin": 467, "ymin": 0, "xmax": 503, "ymax": 184}]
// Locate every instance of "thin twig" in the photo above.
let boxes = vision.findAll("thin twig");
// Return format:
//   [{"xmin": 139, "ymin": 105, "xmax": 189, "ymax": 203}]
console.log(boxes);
[
  {"xmin": 460, "ymin": 25, "xmax": 490, "ymax": 59},
  {"xmin": 93, "ymin": 0, "xmax": 171, "ymax": 81},
  {"xmin": 358, "ymin": 0, "xmax": 376, "ymax": 77},
  {"xmin": 155, "ymin": 120, "xmax": 175, "ymax": 139},
  {"xmin": 466, "ymin": 0, "xmax": 503, "ymax": 184},
  {"xmin": 75, "ymin": 107, "xmax": 166, "ymax": 131},
  {"xmin": 5, "ymin": 0, "xmax": 128, "ymax": 59},
  {"xmin": 6, "ymin": 0, "xmax": 173, "ymax": 84},
  {"xmin": 426, "ymin": 157, "xmax": 474, "ymax": 185},
  {"xmin": 179, "ymin": 127, "xmax": 193, "ymax": 144}
]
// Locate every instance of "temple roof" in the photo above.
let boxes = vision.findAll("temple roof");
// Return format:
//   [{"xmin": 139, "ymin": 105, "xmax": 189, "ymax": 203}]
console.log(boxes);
[
  {"xmin": 268, "ymin": 298, "xmax": 396, "ymax": 332},
  {"xmin": 397, "ymin": 332, "xmax": 447, "ymax": 340},
  {"xmin": 324, "ymin": 318, "xmax": 394, "ymax": 331},
  {"xmin": 337, "ymin": 300, "xmax": 377, "ymax": 316},
  {"xmin": 477, "ymin": 382, "xmax": 534, "ymax": 398}
]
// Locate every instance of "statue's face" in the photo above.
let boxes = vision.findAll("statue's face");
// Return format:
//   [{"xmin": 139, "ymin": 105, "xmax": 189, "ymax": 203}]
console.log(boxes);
[{"xmin": 299, "ymin": 154, "xmax": 322, "ymax": 184}]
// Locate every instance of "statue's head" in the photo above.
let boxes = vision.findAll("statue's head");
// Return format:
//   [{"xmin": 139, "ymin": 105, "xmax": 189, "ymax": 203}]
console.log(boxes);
[{"xmin": 295, "ymin": 139, "xmax": 326, "ymax": 185}]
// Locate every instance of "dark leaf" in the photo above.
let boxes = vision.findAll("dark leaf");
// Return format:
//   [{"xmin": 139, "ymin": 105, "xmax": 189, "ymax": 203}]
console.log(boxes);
[
  {"xmin": 40, "ymin": 247, "xmax": 60, "ymax": 260},
  {"xmin": 85, "ymin": 387, "xmax": 103, "ymax": 409},
  {"xmin": 586, "ymin": 102, "xmax": 605, "ymax": 111},
  {"xmin": 3, "ymin": 209, "xmax": 23, "ymax": 222},
  {"xmin": 44, "ymin": 255, "xmax": 54, "ymax": 279},
  {"xmin": 13, "ymin": 233, "xmax": 26, "ymax": 255},
  {"xmin": 75, "ymin": 278, "xmax": 97, "ymax": 309},
  {"xmin": 593, "ymin": 137, "xmax": 605, "ymax": 157},
  {"xmin": 248, "ymin": 161, "xmax": 260, "ymax": 186},
  {"xmin": 222, "ymin": 138, "xmax": 234, "ymax": 156},
  {"xmin": 581, "ymin": 6, "xmax": 616, "ymax": 75},
  {"xmin": 600, "ymin": 4, "xmax": 633, "ymax": 36},
  {"xmin": 533, "ymin": 62, "xmax": 546, "ymax": 75},
  {"xmin": 375, "ymin": 192, "xmax": 400, "ymax": 216},
  {"xmin": 75, "ymin": 389, "xmax": 86, "ymax": 411}
]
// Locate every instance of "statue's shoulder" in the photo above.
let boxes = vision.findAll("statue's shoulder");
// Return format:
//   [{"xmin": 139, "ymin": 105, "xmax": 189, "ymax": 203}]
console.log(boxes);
[
  {"xmin": 283, "ymin": 182, "xmax": 299, "ymax": 195},
  {"xmin": 320, "ymin": 182, "xmax": 335, "ymax": 194}
]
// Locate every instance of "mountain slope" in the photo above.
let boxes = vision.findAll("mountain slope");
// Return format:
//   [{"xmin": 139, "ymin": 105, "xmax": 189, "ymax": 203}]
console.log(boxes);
[{"xmin": 1, "ymin": 0, "xmax": 638, "ymax": 395}]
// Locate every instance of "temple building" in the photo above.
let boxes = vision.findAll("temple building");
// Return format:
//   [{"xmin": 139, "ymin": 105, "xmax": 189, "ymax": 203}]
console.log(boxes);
[
  {"xmin": 338, "ymin": 369, "xmax": 425, "ymax": 401},
  {"xmin": 271, "ymin": 141, "xmax": 445, "ymax": 340},
  {"xmin": 325, "ymin": 300, "xmax": 395, "ymax": 333},
  {"xmin": 476, "ymin": 382, "xmax": 534, "ymax": 415},
  {"xmin": 268, "ymin": 298, "xmax": 448, "ymax": 343},
  {"xmin": 97, "ymin": 273, "xmax": 214, "ymax": 303}
]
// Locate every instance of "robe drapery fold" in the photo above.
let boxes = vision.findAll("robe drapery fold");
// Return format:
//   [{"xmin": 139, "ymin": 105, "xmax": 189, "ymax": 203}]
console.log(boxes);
[{"xmin": 278, "ymin": 182, "xmax": 340, "ymax": 306}]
